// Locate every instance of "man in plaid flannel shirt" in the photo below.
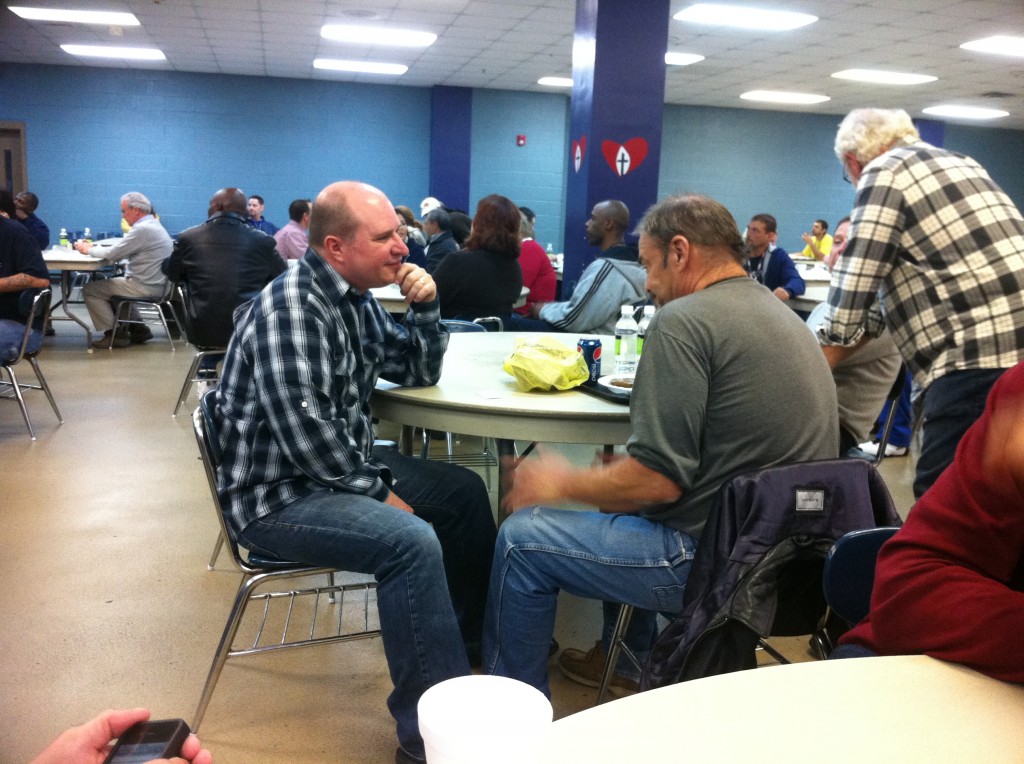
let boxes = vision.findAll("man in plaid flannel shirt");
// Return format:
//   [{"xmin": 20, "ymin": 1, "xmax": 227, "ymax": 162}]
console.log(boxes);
[{"xmin": 819, "ymin": 108, "xmax": 1024, "ymax": 497}]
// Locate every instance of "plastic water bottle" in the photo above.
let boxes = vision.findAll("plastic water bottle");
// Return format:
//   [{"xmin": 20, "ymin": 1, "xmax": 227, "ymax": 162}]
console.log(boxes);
[
  {"xmin": 546, "ymin": 243, "xmax": 554, "ymax": 255},
  {"xmin": 614, "ymin": 305, "xmax": 639, "ymax": 374},
  {"xmin": 59, "ymin": 227, "xmax": 69, "ymax": 248},
  {"xmin": 83, "ymin": 227, "xmax": 92, "ymax": 242},
  {"xmin": 637, "ymin": 305, "xmax": 655, "ymax": 357}
]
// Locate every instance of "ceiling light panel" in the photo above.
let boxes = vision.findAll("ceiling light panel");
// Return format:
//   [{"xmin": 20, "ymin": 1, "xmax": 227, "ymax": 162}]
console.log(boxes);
[
  {"xmin": 960, "ymin": 36, "xmax": 1024, "ymax": 58},
  {"xmin": 740, "ymin": 90, "xmax": 829, "ymax": 104},
  {"xmin": 674, "ymin": 4, "xmax": 818, "ymax": 31},
  {"xmin": 538, "ymin": 76, "xmax": 573, "ymax": 87},
  {"xmin": 9, "ymin": 7, "xmax": 140, "ymax": 25},
  {"xmin": 922, "ymin": 105, "xmax": 1009, "ymax": 120},
  {"xmin": 61, "ymin": 44, "xmax": 165, "ymax": 60},
  {"xmin": 832, "ymin": 69, "xmax": 937, "ymax": 85},
  {"xmin": 320, "ymin": 25, "xmax": 436, "ymax": 47},
  {"xmin": 313, "ymin": 58, "xmax": 408, "ymax": 75},
  {"xmin": 665, "ymin": 52, "xmax": 705, "ymax": 66}
]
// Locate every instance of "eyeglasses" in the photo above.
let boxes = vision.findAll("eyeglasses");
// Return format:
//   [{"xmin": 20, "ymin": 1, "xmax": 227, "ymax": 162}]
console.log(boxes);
[{"xmin": 842, "ymin": 164, "xmax": 851, "ymax": 184}]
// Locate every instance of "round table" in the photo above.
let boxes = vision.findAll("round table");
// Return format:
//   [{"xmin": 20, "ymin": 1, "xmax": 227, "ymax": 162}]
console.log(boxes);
[
  {"xmin": 372, "ymin": 332, "xmax": 632, "ymax": 505},
  {"xmin": 540, "ymin": 655, "xmax": 1024, "ymax": 762}
]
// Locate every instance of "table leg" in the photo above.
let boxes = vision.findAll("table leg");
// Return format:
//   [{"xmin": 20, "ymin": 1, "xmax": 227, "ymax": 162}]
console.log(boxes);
[
  {"xmin": 54, "ymin": 270, "xmax": 95, "ymax": 350},
  {"xmin": 495, "ymin": 438, "xmax": 518, "ymax": 522},
  {"xmin": 400, "ymin": 425, "xmax": 415, "ymax": 457}
]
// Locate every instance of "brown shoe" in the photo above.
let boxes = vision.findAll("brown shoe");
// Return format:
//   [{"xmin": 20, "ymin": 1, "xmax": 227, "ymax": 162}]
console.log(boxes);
[
  {"xmin": 557, "ymin": 640, "xmax": 638, "ymax": 696},
  {"xmin": 92, "ymin": 330, "xmax": 131, "ymax": 349}
]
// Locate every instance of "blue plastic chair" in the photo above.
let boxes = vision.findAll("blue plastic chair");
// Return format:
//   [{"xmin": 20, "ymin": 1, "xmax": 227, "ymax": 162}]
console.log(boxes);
[{"xmin": 822, "ymin": 526, "xmax": 900, "ymax": 626}]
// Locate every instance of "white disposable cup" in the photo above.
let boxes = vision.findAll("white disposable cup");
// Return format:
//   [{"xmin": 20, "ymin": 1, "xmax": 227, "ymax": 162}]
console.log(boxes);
[{"xmin": 418, "ymin": 675, "xmax": 553, "ymax": 763}]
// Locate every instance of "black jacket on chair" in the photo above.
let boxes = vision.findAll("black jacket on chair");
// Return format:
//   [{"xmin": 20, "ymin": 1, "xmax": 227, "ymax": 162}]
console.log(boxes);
[
  {"xmin": 641, "ymin": 458, "xmax": 901, "ymax": 690},
  {"xmin": 166, "ymin": 211, "xmax": 286, "ymax": 347}
]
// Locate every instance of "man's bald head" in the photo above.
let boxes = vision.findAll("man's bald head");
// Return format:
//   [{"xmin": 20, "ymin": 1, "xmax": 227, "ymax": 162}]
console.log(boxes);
[
  {"xmin": 309, "ymin": 181, "xmax": 390, "ymax": 253},
  {"xmin": 595, "ymin": 200, "xmax": 629, "ymax": 232},
  {"xmin": 209, "ymin": 187, "xmax": 247, "ymax": 217}
]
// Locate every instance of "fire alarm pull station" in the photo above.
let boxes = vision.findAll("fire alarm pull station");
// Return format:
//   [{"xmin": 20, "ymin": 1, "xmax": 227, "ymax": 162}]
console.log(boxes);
[{"xmin": 516, "ymin": 134, "xmax": 526, "ymax": 147}]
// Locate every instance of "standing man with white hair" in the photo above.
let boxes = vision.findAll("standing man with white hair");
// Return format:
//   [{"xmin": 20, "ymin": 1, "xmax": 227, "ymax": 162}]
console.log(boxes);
[
  {"xmin": 78, "ymin": 191, "xmax": 172, "ymax": 348},
  {"xmin": 818, "ymin": 107, "xmax": 1024, "ymax": 497}
]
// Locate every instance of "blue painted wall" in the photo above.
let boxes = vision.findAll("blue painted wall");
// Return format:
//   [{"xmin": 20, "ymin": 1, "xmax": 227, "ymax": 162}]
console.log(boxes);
[
  {"xmin": 2, "ymin": 63, "xmax": 1022, "ymax": 254},
  {"xmin": 0, "ymin": 63, "xmax": 432, "ymax": 236},
  {"xmin": 659, "ymin": 104, "xmax": 1024, "ymax": 251},
  {"xmin": 470, "ymin": 88, "xmax": 569, "ymax": 252}
]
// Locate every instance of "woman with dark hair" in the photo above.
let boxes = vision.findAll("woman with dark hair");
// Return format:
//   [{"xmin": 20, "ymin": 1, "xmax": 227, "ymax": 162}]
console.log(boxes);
[{"xmin": 434, "ymin": 194, "xmax": 523, "ymax": 321}]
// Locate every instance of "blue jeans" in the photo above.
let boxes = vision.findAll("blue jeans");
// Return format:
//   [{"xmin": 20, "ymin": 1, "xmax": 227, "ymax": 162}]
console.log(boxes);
[
  {"xmin": 483, "ymin": 507, "xmax": 696, "ymax": 696},
  {"xmin": 0, "ymin": 319, "xmax": 40, "ymax": 363},
  {"xmin": 238, "ymin": 451, "xmax": 495, "ymax": 757},
  {"xmin": 873, "ymin": 368, "xmax": 913, "ymax": 448},
  {"xmin": 914, "ymin": 368, "xmax": 1007, "ymax": 498}
]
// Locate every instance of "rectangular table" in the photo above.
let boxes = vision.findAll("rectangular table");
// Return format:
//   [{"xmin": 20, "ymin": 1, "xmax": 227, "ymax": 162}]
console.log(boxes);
[{"xmin": 42, "ymin": 249, "xmax": 106, "ymax": 350}]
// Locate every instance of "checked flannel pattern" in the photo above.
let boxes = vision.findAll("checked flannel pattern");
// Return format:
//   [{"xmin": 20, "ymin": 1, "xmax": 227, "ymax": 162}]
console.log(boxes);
[{"xmin": 819, "ymin": 142, "xmax": 1024, "ymax": 390}]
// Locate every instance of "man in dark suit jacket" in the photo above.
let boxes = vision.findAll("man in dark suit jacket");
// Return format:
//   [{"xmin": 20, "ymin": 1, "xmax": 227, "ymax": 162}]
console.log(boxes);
[
  {"xmin": 743, "ymin": 213, "xmax": 805, "ymax": 301},
  {"xmin": 422, "ymin": 207, "xmax": 459, "ymax": 273},
  {"xmin": 165, "ymin": 187, "xmax": 286, "ymax": 348}
]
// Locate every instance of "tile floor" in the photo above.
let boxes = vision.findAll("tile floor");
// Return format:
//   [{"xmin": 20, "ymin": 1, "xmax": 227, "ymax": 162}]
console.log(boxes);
[{"xmin": 0, "ymin": 309, "xmax": 917, "ymax": 763}]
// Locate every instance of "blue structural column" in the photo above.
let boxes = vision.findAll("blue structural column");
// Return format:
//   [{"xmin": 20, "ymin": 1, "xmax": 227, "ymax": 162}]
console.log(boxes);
[
  {"xmin": 429, "ymin": 86, "xmax": 472, "ymax": 213},
  {"xmin": 915, "ymin": 118, "xmax": 945, "ymax": 148},
  {"xmin": 562, "ymin": 0, "xmax": 671, "ymax": 295}
]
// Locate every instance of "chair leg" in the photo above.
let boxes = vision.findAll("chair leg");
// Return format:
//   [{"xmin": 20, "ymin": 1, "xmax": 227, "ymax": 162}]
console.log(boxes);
[
  {"xmin": 207, "ymin": 533, "xmax": 224, "ymax": 571},
  {"xmin": 28, "ymin": 356, "xmax": 63, "ymax": 423},
  {"xmin": 174, "ymin": 352, "xmax": 205, "ymax": 416},
  {"xmin": 155, "ymin": 302, "xmax": 176, "ymax": 351},
  {"xmin": 109, "ymin": 300, "xmax": 130, "ymax": 351},
  {"xmin": 1, "ymin": 366, "xmax": 36, "ymax": 440},
  {"xmin": 597, "ymin": 603, "xmax": 635, "ymax": 705},
  {"xmin": 193, "ymin": 571, "xmax": 267, "ymax": 731}
]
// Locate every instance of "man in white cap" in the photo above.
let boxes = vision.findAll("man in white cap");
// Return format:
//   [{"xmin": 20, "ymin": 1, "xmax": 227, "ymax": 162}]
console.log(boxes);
[{"xmin": 419, "ymin": 196, "xmax": 443, "ymax": 219}]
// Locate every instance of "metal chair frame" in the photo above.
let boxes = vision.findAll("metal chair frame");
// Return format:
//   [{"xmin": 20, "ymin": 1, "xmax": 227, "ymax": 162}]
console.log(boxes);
[
  {"xmin": 191, "ymin": 390, "xmax": 381, "ymax": 731},
  {"xmin": 0, "ymin": 288, "xmax": 63, "ymax": 440},
  {"xmin": 418, "ymin": 318, "xmax": 501, "ymax": 484},
  {"xmin": 173, "ymin": 348, "xmax": 226, "ymax": 416},
  {"xmin": 108, "ymin": 284, "xmax": 182, "ymax": 351}
]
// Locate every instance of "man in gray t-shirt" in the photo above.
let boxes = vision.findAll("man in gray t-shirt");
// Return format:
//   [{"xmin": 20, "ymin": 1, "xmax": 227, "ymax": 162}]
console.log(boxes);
[{"xmin": 483, "ymin": 194, "xmax": 838, "ymax": 697}]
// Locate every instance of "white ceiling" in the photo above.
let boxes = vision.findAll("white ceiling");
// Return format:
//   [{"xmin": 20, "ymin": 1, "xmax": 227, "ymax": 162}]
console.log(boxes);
[{"xmin": 3, "ymin": 0, "xmax": 1024, "ymax": 129}]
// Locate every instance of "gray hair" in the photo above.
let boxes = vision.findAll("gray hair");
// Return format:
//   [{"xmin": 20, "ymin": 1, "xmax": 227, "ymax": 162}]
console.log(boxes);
[
  {"xmin": 121, "ymin": 191, "xmax": 153, "ymax": 214},
  {"xmin": 636, "ymin": 194, "xmax": 745, "ymax": 265},
  {"xmin": 834, "ymin": 108, "xmax": 920, "ymax": 164}
]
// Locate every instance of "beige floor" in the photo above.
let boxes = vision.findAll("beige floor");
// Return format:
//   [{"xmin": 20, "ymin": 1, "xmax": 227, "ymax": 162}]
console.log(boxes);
[{"xmin": 0, "ymin": 311, "xmax": 917, "ymax": 763}]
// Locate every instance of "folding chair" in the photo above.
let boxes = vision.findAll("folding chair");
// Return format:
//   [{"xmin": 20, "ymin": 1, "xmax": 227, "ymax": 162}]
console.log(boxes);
[
  {"xmin": 598, "ymin": 458, "xmax": 902, "ymax": 703},
  {"xmin": 0, "ymin": 288, "xmax": 62, "ymax": 440},
  {"xmin": 109, "ymin": 283, "xmax": 182, "ymax": 350},
  {"xmin": 823, "ymin": 527, "xmax": 900, "ymax": 624},
  {"xmin": 190, "ymin": 390, "xmax": 381, "ymax": 731},
  {"xmin": 172, "ymin": 286, "xmax": 226, "ymax": 416}
]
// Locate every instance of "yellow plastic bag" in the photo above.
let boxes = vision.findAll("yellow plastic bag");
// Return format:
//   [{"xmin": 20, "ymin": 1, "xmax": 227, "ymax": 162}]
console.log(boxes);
[{"xmin": 503, "ymin": 335, "xmax": 589, "ymax": 392}]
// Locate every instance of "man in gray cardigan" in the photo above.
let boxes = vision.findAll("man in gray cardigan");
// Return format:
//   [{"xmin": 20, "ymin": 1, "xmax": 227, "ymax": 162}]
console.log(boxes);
[{"xmin": 78, "ymin": 191, "xmax": 172, "ymax": 348}]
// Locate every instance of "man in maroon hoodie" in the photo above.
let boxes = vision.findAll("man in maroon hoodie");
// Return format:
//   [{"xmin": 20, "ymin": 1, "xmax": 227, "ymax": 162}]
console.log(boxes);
[{"xmin": 839, "ymin": 362, "xmax": 1024, "ymax": 682}]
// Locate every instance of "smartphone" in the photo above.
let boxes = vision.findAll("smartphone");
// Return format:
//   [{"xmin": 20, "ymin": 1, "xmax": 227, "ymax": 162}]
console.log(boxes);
[{"xmin": 103, "ymin": 718, "xmax": 190, "ymax": 764}]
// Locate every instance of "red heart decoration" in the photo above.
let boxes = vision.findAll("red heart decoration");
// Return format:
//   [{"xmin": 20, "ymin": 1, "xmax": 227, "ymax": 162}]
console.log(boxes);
[
  {"xmin": 572, "ymin": 135, "xmax": 587, "ymax": 173},
  {"xmin": 601, "ymin": 137, "xmax": 648, "ymax": 176}
]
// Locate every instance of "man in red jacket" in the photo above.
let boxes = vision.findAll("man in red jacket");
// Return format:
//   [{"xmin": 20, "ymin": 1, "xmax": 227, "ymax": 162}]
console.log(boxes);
[{"xmin": 839, "ymin": 362, "xmax": 1024, "ymax": 682}]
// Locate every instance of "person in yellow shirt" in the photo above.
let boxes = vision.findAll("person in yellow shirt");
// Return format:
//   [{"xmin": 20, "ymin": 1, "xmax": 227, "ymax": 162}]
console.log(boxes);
[{"xmin": 800, "ymin": 219, "xmax": 833, "ymax": 261}]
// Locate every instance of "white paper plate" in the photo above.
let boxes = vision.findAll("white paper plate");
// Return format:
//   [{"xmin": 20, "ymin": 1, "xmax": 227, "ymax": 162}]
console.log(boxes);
[{"xmin": 597, "ymin": 373, "xmax": 635, "ymax": 394}]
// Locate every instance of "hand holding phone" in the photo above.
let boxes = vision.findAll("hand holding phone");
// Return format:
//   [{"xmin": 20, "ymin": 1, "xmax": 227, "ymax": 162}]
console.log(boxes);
[{"xmin": 102, "ymin": 719, "xmax": 190, "ymax": 764}]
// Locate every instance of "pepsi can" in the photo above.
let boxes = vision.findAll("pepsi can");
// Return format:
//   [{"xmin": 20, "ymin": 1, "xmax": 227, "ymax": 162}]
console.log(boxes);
[{"xmin": 578, "ymin": 338, "xmax": 602, "ymax": 383}]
